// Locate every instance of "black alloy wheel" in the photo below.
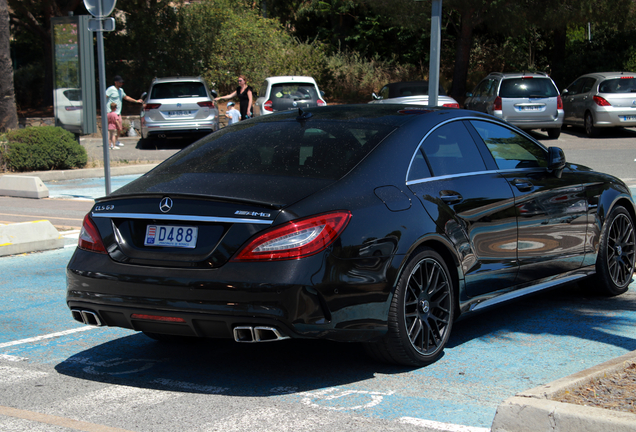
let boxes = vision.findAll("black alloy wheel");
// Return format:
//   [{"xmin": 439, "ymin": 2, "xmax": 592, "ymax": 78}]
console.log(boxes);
[
  {"xmin": 596, "ymin": 206, "xmax": 636, "ymax": 296},
  {"xmin": 365, "ymin": 248, "xmax": 454, "ymax": 366}
]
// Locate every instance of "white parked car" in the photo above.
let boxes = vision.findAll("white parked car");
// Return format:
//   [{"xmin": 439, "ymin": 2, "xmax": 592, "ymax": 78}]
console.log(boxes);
[
  {"xmin": 254, "ymin": 76, "xmax": 326, "ymax": 116},
  {"xmin": 140, "ymin": 76, "xmax": 219, "ymax": 140},
  {"xmin": 54, "ymin": 88, "xmax": 83, "ymax": 133},
  {"xmin": 370, "ymin": 81, "xmax": 460, "ymax": 108}
]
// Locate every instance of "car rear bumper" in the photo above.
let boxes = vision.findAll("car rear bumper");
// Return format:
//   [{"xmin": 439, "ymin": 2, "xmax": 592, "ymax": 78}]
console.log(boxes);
[
  {"xmin": 65, "ymin": 250, "xmax": 392, "ymax": 342},
  {"xmin": 591, "ymin": 107, "xmax": 636, "ymax": 127},
  {"xmin": 496, "ymin": 110, "xmax": 564, "ymax": 130}
]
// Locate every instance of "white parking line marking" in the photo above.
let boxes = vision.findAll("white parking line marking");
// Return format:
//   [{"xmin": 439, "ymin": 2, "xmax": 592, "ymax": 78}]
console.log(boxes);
[
  {"xmin": 0, "ymin": 405, "xmax": 136, "ymax": 432},
  {"xmin": 0, "ymin": 327, "xmax": 97, "ymax": 349},
  {"xmin": 399, "ymin": 417, "xmax": 491, "ymax": 431},
  {"xmin": 0, "ymin": 354, "xmax": 28, "ymax": 362}
]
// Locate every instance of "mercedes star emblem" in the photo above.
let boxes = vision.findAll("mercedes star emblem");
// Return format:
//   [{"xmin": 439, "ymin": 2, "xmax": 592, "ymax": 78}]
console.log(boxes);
[{"xmin": 160, "ymin": 197, "xmax": 173, "ymax": 213}]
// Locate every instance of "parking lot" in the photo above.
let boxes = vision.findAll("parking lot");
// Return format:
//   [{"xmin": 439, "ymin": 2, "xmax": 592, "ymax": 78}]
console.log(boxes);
[{"xmin": 1, "ymin": 126, "xmax": 636, "ymax": 431}]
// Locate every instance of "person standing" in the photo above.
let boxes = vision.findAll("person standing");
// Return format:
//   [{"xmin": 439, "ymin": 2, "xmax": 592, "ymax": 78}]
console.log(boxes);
[
  {"xmin": 225, "ymin": 102, "xmax": 241, "ymax": 125},
  {"xmin": 105, "ymin": 75, "xmax": 142, "ymax": 146},
  {"xmin": 107, "ymin": 102, "xmax": 122, "ymax": 150},
  {"xmin": 215, "ymin": 75, "xmax": 253, "ymax": 120}
]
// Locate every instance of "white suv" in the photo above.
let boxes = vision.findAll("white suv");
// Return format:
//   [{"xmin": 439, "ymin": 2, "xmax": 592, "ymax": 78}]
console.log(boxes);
[
  {"xmin": 140, "ymin": 76, "xmax": 219, "ymax": 140},
  {"xmin": 254, "ymin": 76, "xmax": 326, "ymax": 116}
]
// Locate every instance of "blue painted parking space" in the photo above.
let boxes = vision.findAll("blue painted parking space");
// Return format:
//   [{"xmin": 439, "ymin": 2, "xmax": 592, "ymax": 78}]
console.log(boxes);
[
  {"xmin": 45, "ymin": 174, "xmax": 142, "ymax": 200},
  {"xmin": 1, "ymin": 245, "xmax": 635, "ymax": 428}
]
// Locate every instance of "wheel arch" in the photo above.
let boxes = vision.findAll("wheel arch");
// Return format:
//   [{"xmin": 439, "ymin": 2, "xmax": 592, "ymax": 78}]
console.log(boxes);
[{"xmin": 392, "ymin": 235, "xmax": 463, "ymax": 319}]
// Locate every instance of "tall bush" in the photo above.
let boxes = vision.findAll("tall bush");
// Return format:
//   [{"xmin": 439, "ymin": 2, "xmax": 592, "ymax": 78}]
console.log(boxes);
[{"xmin": 3, "ymin": 126, "xmax": 87, "ymax": 172}]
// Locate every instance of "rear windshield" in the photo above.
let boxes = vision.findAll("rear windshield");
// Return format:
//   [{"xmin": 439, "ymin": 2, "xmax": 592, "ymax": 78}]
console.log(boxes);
[
  {"xmin": 63, "ymin": 89, "xmax": 82, "ymax": 101},
  {"xmin": 599, "ymin": 77, "xmax": 636, "ymax": 93},
  {"xmin": 499, "ymin": 78, "xmax": 558, "ymax": 98},
  {"xmin": 153, "ymin": 120, "xmax": 394, "ymax": 180},
  {"xmin": 150, "ymin": 82, "xmax": 208, "ymax": 99},
  {"xmin": 270, "ymin": 83, "xmax": 318, "ymax": 101}
]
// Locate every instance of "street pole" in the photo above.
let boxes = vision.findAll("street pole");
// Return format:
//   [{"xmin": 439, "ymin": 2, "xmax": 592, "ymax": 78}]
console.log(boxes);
[
  {"xmin": 428, "ymin": 0, "xmax": 442, "ymax": 107},
  {"xmin": 96, "ymin": 24, "xmax": 111, "ymax": 195}
]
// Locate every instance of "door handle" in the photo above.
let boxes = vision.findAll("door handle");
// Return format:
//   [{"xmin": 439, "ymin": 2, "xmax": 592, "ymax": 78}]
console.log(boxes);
[
  {"xmin": 439, "ymin": 190, "xmax": 463, "ymax": 205},
  {"xmin": 513, "ymin": 179, "xmax": 534, "ymax": 192}
]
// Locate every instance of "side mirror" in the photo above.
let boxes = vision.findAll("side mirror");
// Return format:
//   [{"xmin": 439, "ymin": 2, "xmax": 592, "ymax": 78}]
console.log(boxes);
[
  {"xmin": 320, "ymin": 90, "xmax": 325, "ymax": 98},
  {"xmin": 372, "ymin": 92, "xmax": 381, "ymax": 100},
  {"xmin": 140, "ymin": 92, "xmax": 147, "ymax": 101},
  {"xmin": 548, "ymin": 146, "xmax": 566, "ymax": 178},
  {"xmin": 465, "ymin": 92, "xmax": 473, "ymax": 97},
  {"xmin": 561, "ymin": 89, "xmax": 569, "ymax": 96},
  {"xmin": 210, "ymin": 89, "xmax": 218, "ymax": 98}
]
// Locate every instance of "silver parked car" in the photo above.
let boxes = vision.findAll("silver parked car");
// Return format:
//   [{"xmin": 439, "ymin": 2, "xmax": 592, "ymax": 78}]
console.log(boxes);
[
  {"xmin": 464, "ymin": 72, "xmax": 564, "ymax": 139},
  {"xmin": 561, "ymin": 72, "xmax": 636, "ymax": 137},
  {"xmin": 140, "ymin": 76, "xmax": 219, "ymax": 140},
  {"xmin": 370, "ymin": 81, "xmax": 460, "ymax": 108}
]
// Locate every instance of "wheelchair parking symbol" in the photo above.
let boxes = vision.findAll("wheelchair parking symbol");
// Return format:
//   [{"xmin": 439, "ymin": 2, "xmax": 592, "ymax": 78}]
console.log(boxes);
[{"xmin": 301, "ymin": 387, "xmax": 395, "ymax": 411}]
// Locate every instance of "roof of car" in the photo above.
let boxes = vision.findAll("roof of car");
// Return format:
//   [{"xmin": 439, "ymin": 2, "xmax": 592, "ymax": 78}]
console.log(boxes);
[
  {"xmin": 151, "ymin": 76, "xmax": 206, "ymax": 83},
  {"xmin": 249, "ymin": 103, "xmax": 489, "ymax": 127},
  {"xmin": 487, "ymin": 72, "xmax": 550, "ymax": 79},
  {"xmin": 264, "ymin": 76, "xmax": 318, "ymax": 84},
  {"xmin": 578, "ymin": 71, "xmax": 636, "ymax": 79}
]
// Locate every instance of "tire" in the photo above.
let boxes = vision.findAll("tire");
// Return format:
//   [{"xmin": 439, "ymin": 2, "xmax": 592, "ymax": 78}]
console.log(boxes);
[
  {"xmin": 585, "ymin": 112, "xmax": 599, "ymax": 138},
  {"xmin": 547, "ymin": 128, "xmax": 561, "ymax": 139},
  {"xmin": 365, "ymin": 248, "xmax": 454, "ymax": 366},
  {"xmin": 595, "ymin": 206, "xmax": 636, "ymax": 296}
]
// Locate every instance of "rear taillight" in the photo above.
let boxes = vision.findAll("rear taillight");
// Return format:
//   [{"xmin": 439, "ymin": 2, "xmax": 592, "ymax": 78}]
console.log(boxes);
[
  {"xmin": 442, "ymin": 103, "xmax": 460, "ymax": 108},
  {"xmin": 131, "ymin": 314, "xmax": 186, "ymax": 323},
  {"xmin": 144, "ymin": 103, "xmax": 161, "ymax": 110},
  {"xmin": 593, "ymin": 95, "xmax": 611, "ymax": 107},
  {"xmin": 65, "ymin": 106, "xmax": 82, "ymax": 111},
  {"xmin": 493, "ymin": 96, "xmax": 503, "ymax": 111},
  {"xmin": 78, "ymin": 214, "xmax": 107, "ymax": 254},
  {"xmin": 557, "ymin": 95, "xmax": 563, "ymax": 110},
  {"xmin": 231, "ymin": 211, "xmax": 352, "ymax": 261},
  {"xmin": 521, "ymin": 76, "xmax": 534, "ymax": 79},
  {"xmin": 197, "ymin": 101, "xmax": 215, "ymax": 108},
  {"xmin": 317, "ymin": 100, "xmax": 327, "ymax": 107},
  {"xmin": 264, "ymin": 100, "xmax": 273, "ymax": 112},
  {"xmin": 621, "ymin": 76, "xmax": 634, "ymax": 79}
]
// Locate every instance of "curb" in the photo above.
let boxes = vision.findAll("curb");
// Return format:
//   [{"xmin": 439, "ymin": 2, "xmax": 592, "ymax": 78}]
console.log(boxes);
[
  {"xmin": 1, "ymin": 164, "xmax": 159, "ymax": 182},
  {"xmin": 0, "ymin": 220, "xmax": 64, "ymax": 257},
  {"xmin": 491, "ymin": 350, "xmax": 636, "ymax": 431}
]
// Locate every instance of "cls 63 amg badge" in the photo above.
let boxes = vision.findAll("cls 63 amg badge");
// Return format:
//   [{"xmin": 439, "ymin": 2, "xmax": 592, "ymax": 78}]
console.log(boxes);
[{"xmin": 235, "ymin": 210, "xmax": 271, "ymax": 218}]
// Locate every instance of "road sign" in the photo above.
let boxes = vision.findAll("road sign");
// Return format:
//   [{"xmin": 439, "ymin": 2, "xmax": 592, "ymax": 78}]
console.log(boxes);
[
  {"xmin": 88, "ymin": 17, "xmax": 115, "ymax": 32},
  {"xmin": 83, "ymin": 0, "xmax": 116, "ymax": 17}
]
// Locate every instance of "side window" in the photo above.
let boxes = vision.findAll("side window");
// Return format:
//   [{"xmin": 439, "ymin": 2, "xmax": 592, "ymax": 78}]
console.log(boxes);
[
  {"xmin": 407, "ymin": 149, "xmax": 432, "ymax": 181},
  {"xmin": 419, "ymin": 122, "xmax": 486, "ymax": 176},
  {"xmin": 259, "ymin": 82, "xmax": 267, "ymax": 98},
  {"xmin": 566, "ymin": 78, "xmax": 584, "ymax": 95},
  {"xmin": 580, "ymin": 78, "xmax": 596, "ymax": 94},
  {"xmin": 470, "ymin": 120, "xmax": 547, "ymax": 169},
  {"xmin": 379, "ymin": 86, "xmax": 390, "ymax": 100},
  {"xmin": 472, "ymin": 81, "xmax": 486, "ymax": 97},
  {"xmin": 485, "ymin": 79, "xmax": 497, "ymax": 97}
]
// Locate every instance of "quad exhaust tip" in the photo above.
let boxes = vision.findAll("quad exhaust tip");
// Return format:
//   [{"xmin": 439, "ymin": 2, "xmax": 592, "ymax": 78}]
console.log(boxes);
[
  {"xmin": 233, "ymin": 326, "xmax": 289, "ymax": 343},
  {"xmin": 71, "ymin": 309, "xmax": 104, "ymax": 327}
]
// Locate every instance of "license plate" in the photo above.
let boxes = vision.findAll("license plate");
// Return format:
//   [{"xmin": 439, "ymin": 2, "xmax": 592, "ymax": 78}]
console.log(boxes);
[
  {"xmin": 620, "ymin": 115, "xmax": 636, "ymax": 121},
  {"xmin": 517, "ymin": 105, "xmax": 542, "ymax": 111},
  {"xmin": 144, "ymin": 225, "xmax": 198, "ymax": 248},
  {"xmin": 167, "ymin": 110, "xmax": 192, "ymax": 116}
]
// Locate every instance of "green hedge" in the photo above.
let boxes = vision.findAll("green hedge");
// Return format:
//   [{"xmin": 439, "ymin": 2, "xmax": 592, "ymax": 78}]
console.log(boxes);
[{"xmin": 2, "ymin": 126, "xmax": 87, "ymax": 172}]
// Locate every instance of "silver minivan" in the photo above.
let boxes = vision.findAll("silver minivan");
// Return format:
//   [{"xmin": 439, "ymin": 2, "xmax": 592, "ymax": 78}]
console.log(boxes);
[
  {"xmin": 561, "ymin": 71, "xmax": 636, "ymax": 137},
  {"xmin": 140, "ymin": 76, "xmax": 219, "ymax": 140},
  {"xmin": 465, "ymin": 72, "xmax": 564, "ymax": 139}
]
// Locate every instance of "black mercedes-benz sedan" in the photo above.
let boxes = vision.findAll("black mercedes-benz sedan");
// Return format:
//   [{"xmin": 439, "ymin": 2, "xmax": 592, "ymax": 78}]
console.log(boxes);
[{"xmin": 67, "ymin": 105, "xmax": 636, "ymax": 366}]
